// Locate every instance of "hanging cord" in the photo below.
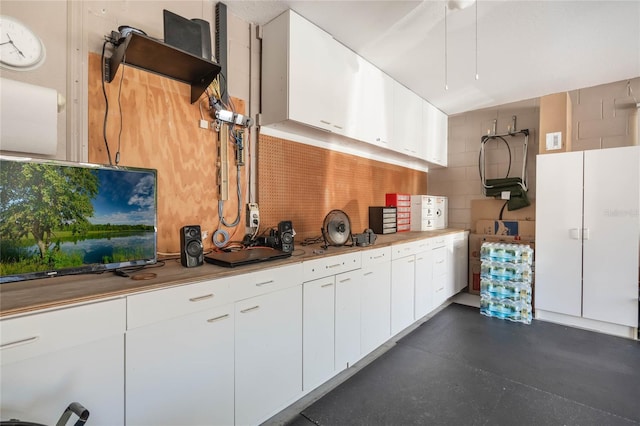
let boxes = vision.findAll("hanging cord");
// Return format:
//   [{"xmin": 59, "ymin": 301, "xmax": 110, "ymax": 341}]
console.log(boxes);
[
  {"xmin": 100, "ymin": 39, "xmax": 114, "ymax": 166},
  {"xmin": 115, "ymin": 51, "xmax": 126, "ymax": 165}
]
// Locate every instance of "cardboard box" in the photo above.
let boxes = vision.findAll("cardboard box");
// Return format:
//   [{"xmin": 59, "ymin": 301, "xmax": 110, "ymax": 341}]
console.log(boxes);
[
  {"xmin": 470, "ymin": 199, "xmax": 535, "ymax": 225},
  {"xmin": 468, "ymin": 257, "xmax": 482, "ymax": 295},
  {"xmin": 476, "ymin": 220, "xmax": 535, "ymax": 237}
]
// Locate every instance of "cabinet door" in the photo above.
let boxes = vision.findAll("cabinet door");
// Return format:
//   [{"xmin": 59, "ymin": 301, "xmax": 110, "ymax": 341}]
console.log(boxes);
[
  {"xmin": 432, "ymin": 243, "xmax": 449, "ymax": 308},
  {"xmin": 582, "ymin": 146, "xmax": 639, "ymax": 326},
  {"xmin": 235, "ymin": 285, "xmax": 303, "ymax": 426},
  {"xmin": 289, "ymin": 12, "xmax": 356, "ymax": 135},
  {"xmin": 423, "ymin": 100, "xmax": 448, "ymax": 166},
  {"xmin": 303, "ymin": 277, "xmax": 336, "ymax": 391},
  {"xmin": 1, "ymin": 300, "xmax": 125, "ymax": 426},
  {"xmin": 391, "ymin": 255, "xmax": 416, "ymax": 335},
  {"xmin": 535, "ymin": 152, "xmax": 584, "ymax": 317},
  {"xmin": 414, "ymin": 248, "xmax": 434, "ymax": 319},
  {"xmin": 125, "ymin": 305, "xmax": 234, "ymax": 426},
  {"xmin": 393, "ymin": 82, "xmax": 422, "ymax": 157},
  {"xmin": 453, "ymin": 232, "xmax": 468, "ymax": 293},
  {"xmin": 356, "ymin": 58, "xmax": 394, "ymax": 148},
  {"xmin": 335, "ymin": 269, "xmax": 362, "ymax": 369},
  {"xmin": 360, "ymin": 260, "xmax": 391, "ymax": 355}
]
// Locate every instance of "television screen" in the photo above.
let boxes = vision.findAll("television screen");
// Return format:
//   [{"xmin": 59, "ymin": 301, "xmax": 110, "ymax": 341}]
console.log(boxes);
[{"xmin": 0, "ymin": 156, "xmax": 157, "ymax": 283}]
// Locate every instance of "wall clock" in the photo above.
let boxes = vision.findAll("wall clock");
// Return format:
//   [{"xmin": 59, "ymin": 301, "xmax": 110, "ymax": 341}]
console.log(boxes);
[{"xmin": 0, "ymin": 15, "xmax": 46, "ymax": 70}]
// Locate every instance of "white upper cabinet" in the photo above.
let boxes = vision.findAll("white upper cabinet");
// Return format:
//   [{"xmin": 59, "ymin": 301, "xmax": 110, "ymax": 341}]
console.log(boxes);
[
  {"xmin": 261, "ymin": 9, "xmax": 448, "ymax": 165},
  {"xmin": 356, "ymin": 58, "xmax": 394, "ymax": 148},
  {"xmin": 422, "ymin": 100, "xmax": 448, "ymax": 166},
  {"xmin": 393, "ymin": 82, "xmax": 423, "ymax": 158},
  {"xmin": 263, "ymin": 10, "xmax": 357, "ymax": 136}
]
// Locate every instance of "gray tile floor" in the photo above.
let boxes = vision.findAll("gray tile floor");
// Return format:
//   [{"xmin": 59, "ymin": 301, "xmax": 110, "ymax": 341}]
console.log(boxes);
[{"xmin": 284, "ymin": 303, "xmax": 640, "ymax": 426}]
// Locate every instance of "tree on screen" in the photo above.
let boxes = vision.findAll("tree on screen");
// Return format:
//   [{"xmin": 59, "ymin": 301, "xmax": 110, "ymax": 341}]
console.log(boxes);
[{"xmin": 0, "ymin": 162, "xmax": 99, "ymax": 261}]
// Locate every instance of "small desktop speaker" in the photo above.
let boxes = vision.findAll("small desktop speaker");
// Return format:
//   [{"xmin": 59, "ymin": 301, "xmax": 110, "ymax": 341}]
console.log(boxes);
[
  {"xmin": 180, "ymin": 225, "xmax": 204, "ymax": 268},
  {"xmin": 277, "ymin": 221, "xmax": 294, "ymax": 253}
]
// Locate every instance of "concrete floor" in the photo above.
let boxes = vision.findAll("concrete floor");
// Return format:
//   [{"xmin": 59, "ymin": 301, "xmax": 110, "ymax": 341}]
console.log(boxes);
[{"xmin": 276, "ymin": 302, "xmax": 640, "ymax": 426}]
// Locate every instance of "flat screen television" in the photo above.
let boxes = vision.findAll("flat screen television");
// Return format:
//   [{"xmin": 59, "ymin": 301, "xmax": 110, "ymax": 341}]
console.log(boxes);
[{"xmin": 0, "ymin": 156, "xmax": 157, "ymax": 283}]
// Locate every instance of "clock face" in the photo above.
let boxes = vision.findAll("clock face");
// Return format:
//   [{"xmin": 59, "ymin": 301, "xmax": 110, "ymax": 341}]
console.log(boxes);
[{"xmin": 0, "ymin": 15, "xmax": 46, "ymax": 71}]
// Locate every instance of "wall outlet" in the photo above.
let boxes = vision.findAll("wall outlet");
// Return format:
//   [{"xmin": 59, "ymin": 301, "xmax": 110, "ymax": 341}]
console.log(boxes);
[{"xmin": 246, "ymin": 203, "xmax": 259, "ymax": 228}]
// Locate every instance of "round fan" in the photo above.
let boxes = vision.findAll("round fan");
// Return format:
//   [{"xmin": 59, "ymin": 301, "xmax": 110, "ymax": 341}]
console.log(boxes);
[{"xmin": 321, "ymin": 209, "xmax": 353, "ymax": 248}]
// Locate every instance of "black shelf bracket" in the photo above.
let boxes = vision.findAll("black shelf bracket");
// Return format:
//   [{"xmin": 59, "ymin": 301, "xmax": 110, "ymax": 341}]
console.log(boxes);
[{"xmin": 106, "ymin": 32, "xmax": 221, "ymax": 103}]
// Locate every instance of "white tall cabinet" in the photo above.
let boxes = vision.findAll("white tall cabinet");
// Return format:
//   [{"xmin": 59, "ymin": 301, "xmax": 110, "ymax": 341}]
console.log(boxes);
[{"xmin": 536, "ymin": 146, "xmax": 639, "ymax": 338}]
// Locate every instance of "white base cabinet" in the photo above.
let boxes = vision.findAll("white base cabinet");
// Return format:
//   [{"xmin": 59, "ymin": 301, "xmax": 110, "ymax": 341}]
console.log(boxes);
[
  {"xmin": 302, "ymin": 276, "xmax": 336, "ymax": 391},
  {"xmin": 125, "ymin": 304, "xmax": 234, "ymax": 426},
  {"xmin": 335, "ymin": 269, "xmax": 363, "ymax": 369},
  {"xmin": 414, "ymin": 240, "xmax": 434, "ymax": 319},
  {"xmin": 536, "ymin": 146, "xmax": 639, "ymax": 339},
  {"xmin": 0, "ymin": 300, "xmax": 125, "ymax": 426},
  {"xmin": 235, "ymin": 285, "xmax": 303, "ymax": 426},
  {"xmin": 391, "ymin": 249, "xmax": 416, "ymax": 335},
  {"xmin": 360, "ymin": 247, "xmax": 392, "ymax": 355}
]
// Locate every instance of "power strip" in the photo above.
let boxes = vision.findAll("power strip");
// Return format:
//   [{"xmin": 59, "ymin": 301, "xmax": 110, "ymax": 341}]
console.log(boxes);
[{"xmin": 246, "ymin": 203, "xmax": 259, "ymax": 228}]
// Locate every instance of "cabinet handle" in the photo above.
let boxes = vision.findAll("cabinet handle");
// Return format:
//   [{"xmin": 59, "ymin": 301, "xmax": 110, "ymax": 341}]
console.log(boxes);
[
  {"xmin": 436, "ymin": 260, "xmax": 444, "ymax": 264},
  {"xmin": 207, "ymin": 314, "xmax": 230, "ymax": 323},
  {"xmin": 364, "ymin": 272, "xmax": 373, "ymax": 276},
  {"xmin": 417, "ymin": 257, "xmax": 424, "ymax": 261},
  {"xmin": 327, "ymin": 263, "xmax": 342, "ymax": 269},
  {"xmin": 255, "ymin": 280, "xmax": 275, "ymax": 287},
  {"xmin": 1, "ymin": 336, "xmax": 39, "ymax": 350},
  {"xmin": 333, "ymin": 125, "xmax": 343, "ymax": 130},
  {"xmin": 240, "ymin": 305, "xmax": 260, "ymax": 314},
  {"xmin": 569, "ymin": 228, "xmax": 581, "ymax": 240},
  {"xmin": 320, "ymin": 120, "xmax": 331, "ymax": 125},
  {"xmin": 339, "ymin": 278, "xmax": 351, "ymax": 283},
  {"xmin": 408, "ymin": 259, "xmax": 415, "ymax": 263},
  {"xmin": 321, "ymin": 283, "xmax": 334, "ymax": 288},
  {"xmin": 372, "ymin": 254, "xmax": 385, "ymax": 259},
  {"xmin": 189, "ymin": 294, "xmax": 214, "ymax": 302}
]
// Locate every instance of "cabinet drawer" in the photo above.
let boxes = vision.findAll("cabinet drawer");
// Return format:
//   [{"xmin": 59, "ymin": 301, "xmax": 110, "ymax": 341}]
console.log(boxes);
[
  {"xmin": 433, "ymin": 246, "xmax": 448, "ymax": 277},
  {"xmin": 361, "ymin": 246, "xmax": 392, "ymax": 268},
  {"xmin": 1, "ymin": 299, "xmax": 125, "ymax": 365},
  {"xmin": 414, "ymin": 238, "xmax": 432, "ymax": 253},
  {"xmin": 226, "ymin": 263, "xmax": 303, "ymax": 302},
  {"xmin": 391, "ymin": 240, "xmax": 427, "ymax": 260},
  {"xmin": 127, "ymin": 278, "xmax": 234, "ymax": 329},
  {"xmin": 303, "ymin": 252, "xmax": 361, "ymax": 282}
]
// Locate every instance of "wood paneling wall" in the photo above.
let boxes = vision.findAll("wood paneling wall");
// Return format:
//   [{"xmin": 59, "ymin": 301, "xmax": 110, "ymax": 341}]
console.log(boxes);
[
  {"xmin": 258, "ymin": 134, "xmax": 428, "ymax": 241},
  {"xmin": 87, "ymin": 53, "xmax": 246, "ymax": 254}
]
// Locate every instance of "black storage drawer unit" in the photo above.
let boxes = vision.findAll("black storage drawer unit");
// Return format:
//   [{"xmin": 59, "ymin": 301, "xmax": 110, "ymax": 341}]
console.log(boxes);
[{"xmin": 369, "ymin": 206, "xmax": 397, "ymax": 234}]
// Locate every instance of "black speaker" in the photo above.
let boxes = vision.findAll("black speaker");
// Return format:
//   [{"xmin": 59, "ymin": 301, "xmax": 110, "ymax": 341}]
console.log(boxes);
[
  {"xmin": 277, "ymin": 221, "xmax": 294, "ymax": 253},
  {"xmin": 180, "ymin": 225, "xmax": 204, "ymax": 268}
]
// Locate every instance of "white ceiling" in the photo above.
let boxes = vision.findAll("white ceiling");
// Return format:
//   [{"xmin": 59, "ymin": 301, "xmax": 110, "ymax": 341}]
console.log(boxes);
[{"xmin": 224, "ymin": 0, "xmax": 640, "ymax": 115}]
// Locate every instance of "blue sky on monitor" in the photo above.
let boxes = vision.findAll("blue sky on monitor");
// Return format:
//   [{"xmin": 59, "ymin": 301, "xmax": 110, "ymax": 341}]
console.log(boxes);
[{"xmin": 91, "ymin": 169, "xmax": 156, "ymax": 226}]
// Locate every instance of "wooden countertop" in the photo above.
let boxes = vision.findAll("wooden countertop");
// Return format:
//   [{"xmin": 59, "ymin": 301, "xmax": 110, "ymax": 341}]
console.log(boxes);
[{"xmin": 0, "ymin": 229, "xmax": 466, "ymax": 318}]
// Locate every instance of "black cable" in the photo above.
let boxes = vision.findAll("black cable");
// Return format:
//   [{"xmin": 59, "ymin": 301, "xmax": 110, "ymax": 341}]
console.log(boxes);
[
  {"xmin": 100, "ymin": 39, "xmax": 114, "ymax": 166},
  {"xmin": 115, "ymin": 51, "xmax": 126, "ymax": 165}
]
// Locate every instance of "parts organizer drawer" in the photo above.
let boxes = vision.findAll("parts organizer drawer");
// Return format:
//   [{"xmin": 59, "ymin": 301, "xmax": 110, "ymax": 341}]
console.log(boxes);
[
  {"xmin": 1, "ymin": 299, "xmax": 125, "ymax": 365},
  {"xmin": 303, "ymin": 252, "xmax": 362, "ymax": 282},
  {"xmin": 127, "ymin": 278, "xmax": 234, "ymax": 330}
]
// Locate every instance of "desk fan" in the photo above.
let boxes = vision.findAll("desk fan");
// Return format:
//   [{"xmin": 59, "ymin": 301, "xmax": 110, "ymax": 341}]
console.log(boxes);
[{"xmin": 321, "ymin": 209, "xmax": 353, "ymax": 248}]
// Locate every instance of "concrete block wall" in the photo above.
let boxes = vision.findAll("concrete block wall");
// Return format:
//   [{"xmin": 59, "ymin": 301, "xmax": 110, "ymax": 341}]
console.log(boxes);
[
  {"xmin": 570, "ymin": 78, "xmax": 639, "ymax": 151},
  {"xmin": 428, "ymin": 99, "xmax": 540, "ymax": 230}
]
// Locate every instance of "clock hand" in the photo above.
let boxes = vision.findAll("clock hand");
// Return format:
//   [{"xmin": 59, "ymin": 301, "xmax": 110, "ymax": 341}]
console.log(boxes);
[{"xmin": 5, "ymin": 33, "xmax": 25, "ymax": 57}]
